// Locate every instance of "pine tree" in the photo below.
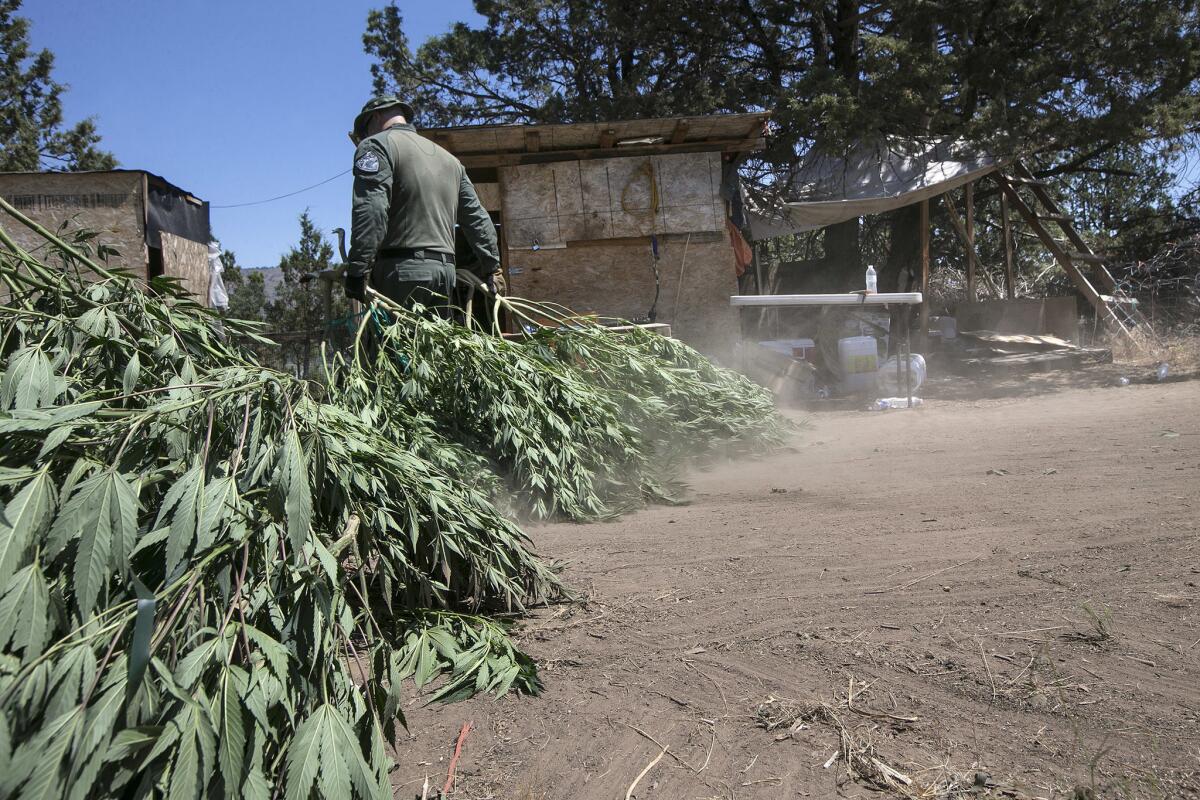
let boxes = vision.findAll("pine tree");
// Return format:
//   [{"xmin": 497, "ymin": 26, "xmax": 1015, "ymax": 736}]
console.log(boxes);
[
  {"xmin": 0, "ymin": 0, "xmax": 116, "ymax": 171},
  {"xmin": 218, "ymin": 248, "xmax": 268, "ymax": 322},
  {"xmin": 265, "ymin": 212, "xmax": 346, "ymax": 376},
  {"xmin": 363, "ymin": 0, "xmax": 1200, "ymax": 283}
]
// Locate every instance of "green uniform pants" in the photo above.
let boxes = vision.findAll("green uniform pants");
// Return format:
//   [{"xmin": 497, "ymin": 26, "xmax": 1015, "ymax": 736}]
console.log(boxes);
[{"xmin": 371, "ymin": 257, "xmax": 457, "ymax": 318}]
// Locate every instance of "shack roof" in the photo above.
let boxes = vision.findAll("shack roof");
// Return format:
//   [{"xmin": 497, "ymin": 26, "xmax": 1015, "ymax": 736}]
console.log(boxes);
[
  {"xmin": 0, "ymin": 169, "xmax": 205, "ymax": 205},
  {"xmin": 420, "ymin": 112, "xmax": 770, "ymax": 168}
]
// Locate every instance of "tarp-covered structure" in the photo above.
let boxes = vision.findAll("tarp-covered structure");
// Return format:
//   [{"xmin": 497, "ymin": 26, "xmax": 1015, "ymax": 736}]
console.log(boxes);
[{"xmin": 746, "ymin": 137, "xmax": 1002, "ymax": 240}]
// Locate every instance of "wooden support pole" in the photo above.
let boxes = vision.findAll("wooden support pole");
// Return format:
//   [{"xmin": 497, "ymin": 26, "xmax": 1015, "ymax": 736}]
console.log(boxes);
[
  {"xmin": 941, "ymin": 194, "xmax": 1001, "ymax": 299},
  {"xmin": 1000, "ymin": 190, "xmax": 1015, "ymax": 299},
  {"xmin": 964, "ymin": 182, "xmax": 975, "ymax": 300},
  {"xmin": 919, "ymin": 198, "xmax": 930, "ymax": 342}
]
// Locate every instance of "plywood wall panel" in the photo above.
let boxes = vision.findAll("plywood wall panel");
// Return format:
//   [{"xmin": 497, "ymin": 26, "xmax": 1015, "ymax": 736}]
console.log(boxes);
[
  {"xmin": 0, "ymin": 172, "xmax": 146, "ymax": 275},
  {"xmin": 161, "ymin": 231, "xmax": 211, "ymax": 305},
  {"xmin": 558, "ymin": 211, "xmax": 612, "ymax": 241},
  {"xmin": 474, "ymin": 182, "xmax": 501, "ymax": 211},
  {"xmin": 506, "ymin": 234, "xmax": 739, "ymax": 361},
  {"xmin": 653, "ymin": 152, "xmax": 715, "ymax": 206},
  {"xmin": 500, "ymin": 152, "xmax": 726, "ymax": 249},
  {"xmin": 579, "ymin": 161, "xmax": 612, "ymax": 211}
]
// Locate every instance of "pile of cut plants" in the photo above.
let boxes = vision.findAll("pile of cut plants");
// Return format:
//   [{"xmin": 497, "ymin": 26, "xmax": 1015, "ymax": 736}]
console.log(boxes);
[{"xmin": 0, "ymin": 197, "xmax": 785, "ymax": 799}]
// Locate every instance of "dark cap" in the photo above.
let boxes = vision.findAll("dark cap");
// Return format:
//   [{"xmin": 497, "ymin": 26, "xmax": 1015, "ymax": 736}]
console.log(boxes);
[{"xmin": 352, "ymin": 95, "xmax": 415, "ymax": 140}]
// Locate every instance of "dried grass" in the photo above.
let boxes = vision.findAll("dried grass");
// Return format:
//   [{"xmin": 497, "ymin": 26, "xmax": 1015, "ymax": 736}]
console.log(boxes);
[{"xmin": 755, "ymin": 695, "xmax": 976, "ymax": 799}]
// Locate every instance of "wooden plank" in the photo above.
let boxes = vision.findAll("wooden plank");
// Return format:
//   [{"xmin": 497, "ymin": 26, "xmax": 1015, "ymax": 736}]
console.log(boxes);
[
  {"xmin": 959, "ymin": 330, "xmax": 1077, "ymax": 351},
  {"xmin": 599, "ymin": 128, "xmax": 616, "ymax": 148},
  {"xmin": 524, "ymin": 130, "xmax": 540, "ymax": 153},
  {"xmin": 964, "ymin": 182, "xmax": 975, "ymax": 299},
  {"xmin": 669, "ymin": 120, "xmax": 690, "ymax": 144},
  {"xmin": 1000, "ymin": 189, "xmax": 1015, "ymax": 299},
  {"xmin": 953, "ymin": 347, "xmax": 1112, "ymax": 375},
  {"xmin": 456, "ymin": 138, "xmax": 765, "ymax": 168},
  {"xmin": 919, "ymin": 198, "xmax": 930, "ymax": 339}
]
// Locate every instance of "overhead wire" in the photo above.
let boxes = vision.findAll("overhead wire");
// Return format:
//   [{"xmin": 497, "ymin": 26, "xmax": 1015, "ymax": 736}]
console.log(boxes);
[{"xmin": 211, "ymin": 168, "xmax": 352, "ymax": 209}]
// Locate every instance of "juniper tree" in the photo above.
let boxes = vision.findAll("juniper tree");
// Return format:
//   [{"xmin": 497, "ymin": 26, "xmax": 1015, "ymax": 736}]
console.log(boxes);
[
  {"xmin": 364, "ymin": 0, "xmax": 1200, "ymax": 284},
  {"xmin": 0, "ymin": 0, "xmax": 115, "ymax": 172}
]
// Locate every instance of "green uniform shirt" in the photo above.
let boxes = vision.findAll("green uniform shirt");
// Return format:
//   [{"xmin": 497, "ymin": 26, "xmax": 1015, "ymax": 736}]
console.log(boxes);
[{"xmin": 346, "ymin": 123, "xmax": 500, "ymax": 279}]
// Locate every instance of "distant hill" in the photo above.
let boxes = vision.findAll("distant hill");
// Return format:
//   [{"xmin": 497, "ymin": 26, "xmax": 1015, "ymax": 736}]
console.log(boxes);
[{"xmin": 242, "ymin": 267, "xmax": 283, "ymax": 301}]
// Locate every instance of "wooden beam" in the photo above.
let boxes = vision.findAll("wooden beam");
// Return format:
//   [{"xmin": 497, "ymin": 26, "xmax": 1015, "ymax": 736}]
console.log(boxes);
[
  {"xmin": 993, "ymin": 175, "xmax": 1101, "ymax": 307},
  {"xmin": 1000, "ymin": 189, "xmax": 1015, "ymax": 299},
  {"xmin": 941, "ymin": 193, "xmax": 1001, "ymax": 299},
  {"xmin": 1010, "ymin": 161, "xmax": 1118, "ymax": 293},
  {"xmin": 919, "ymin": 198, "xmax": 930, "ymax": 341},
  {"xmin": 456, "ymin": 138, "xmax": 765, "ymax": 169},
  {"xmin": 524, "ymin": 130, "xmax": 540, "ymax": 153},
  {"xmin": 599, "ymin": 129, "xmax": 616, "ymax": 148},
  {"xmin": 669, "ymin": 120, "xmax": 690, "ymax": 144},
  {"xmin": 964, "ymin": 182, "xmax": 975, "ymax": 300}
]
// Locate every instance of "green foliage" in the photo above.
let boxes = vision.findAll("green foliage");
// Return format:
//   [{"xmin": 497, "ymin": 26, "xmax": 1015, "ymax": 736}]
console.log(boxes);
[
  {"xmin": 217, "ymin": 249, "xmax": 268, "ymax": 323},
  {"xmin": 263, "ymin": 212, "xmax": 349, "ymax": 376},
  {"xmin": 333, "ymin": 294, "xmax": 786, "ymax": 521},
  {"xmin": 365, "ymin": 0, "xmax": 1200, "ymax": 276},
  {"xmin": 0, "ymin": 199, "xmax": 786, "ymax": 798},
  {"xmin": 0, "ymin": 0, "xmax": 116, "ymax": 171},
  {"xmin": 0, "ymin": 206, "xmax": 560, "ymax": 798}
]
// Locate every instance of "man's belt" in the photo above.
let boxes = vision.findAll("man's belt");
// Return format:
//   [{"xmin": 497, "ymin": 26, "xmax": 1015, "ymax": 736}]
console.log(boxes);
[{"xmin": 377, "ymin": 248, "xmax": 455, "ymax": 265}]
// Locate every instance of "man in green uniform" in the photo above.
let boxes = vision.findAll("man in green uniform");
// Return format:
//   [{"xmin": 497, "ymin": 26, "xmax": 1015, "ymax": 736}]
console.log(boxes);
[{"xmin": 344, "ymin": 95, "xmax": 500, "ymax": 314}]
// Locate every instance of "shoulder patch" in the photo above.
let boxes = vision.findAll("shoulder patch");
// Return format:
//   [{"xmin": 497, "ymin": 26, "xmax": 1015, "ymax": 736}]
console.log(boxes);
[{"xmin": 354, "ymin": 151, "xmax": 380, "ymax": 174}]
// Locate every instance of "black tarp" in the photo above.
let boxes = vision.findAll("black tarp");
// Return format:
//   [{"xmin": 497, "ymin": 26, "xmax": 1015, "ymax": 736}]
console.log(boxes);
[{"xmin": 145, "ymin": 176, "xmax": 209, "ymax": 248}]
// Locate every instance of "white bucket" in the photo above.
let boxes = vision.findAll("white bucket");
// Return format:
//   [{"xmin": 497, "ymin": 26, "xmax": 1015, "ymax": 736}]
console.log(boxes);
[{"xmin": 838, "ymin": 336, "xmax": 880, "ymax": 393}]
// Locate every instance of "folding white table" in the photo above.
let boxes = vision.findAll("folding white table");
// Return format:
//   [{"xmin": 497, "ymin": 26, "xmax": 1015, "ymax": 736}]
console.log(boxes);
[{"xmin": 729, "ymin": 292, "xmax": 924, "ymax": 407}]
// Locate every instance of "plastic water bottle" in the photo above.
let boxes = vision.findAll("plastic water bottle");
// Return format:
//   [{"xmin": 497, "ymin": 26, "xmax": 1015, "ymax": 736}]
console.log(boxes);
[
  {"xmin": 1156, "ymin": 363, "xmax": 1170, "ymax": 381},
  {"xmin": 1118, "ymin": 376, "xmax": 1130, "ymax": 386},
  {"xmin": 865, "ymin": 264, "xmax": 878, "ymax": 293}
]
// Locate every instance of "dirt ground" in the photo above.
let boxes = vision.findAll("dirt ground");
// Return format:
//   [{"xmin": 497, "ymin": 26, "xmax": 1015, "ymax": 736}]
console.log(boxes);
[{"xmin": 392, "ymin": 368, "xmax": 1200, "ymax": 800}]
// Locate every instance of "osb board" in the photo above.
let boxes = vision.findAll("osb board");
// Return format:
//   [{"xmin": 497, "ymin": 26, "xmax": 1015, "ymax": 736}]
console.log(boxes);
[
  {"xmin": 0, "ymin": 172, "xmax": 147, "ymax": 276},
  {"xmin": 506, "ymin": 234, "xmax": 739, "ymax": 361},
  {"xmin": 954, "ymin": 297, "xmax": 1078, "ymax": 342},
  {"xmin": 161, "ymin": 231, "xmax": 210, "ymax": 305},
  {"xmin": 474, "ymin": 182, "xmax": 501, "ymax": 211},
  {"xmin": 499, "ymin": 152, "xmax": 725, "ymax": 248}
]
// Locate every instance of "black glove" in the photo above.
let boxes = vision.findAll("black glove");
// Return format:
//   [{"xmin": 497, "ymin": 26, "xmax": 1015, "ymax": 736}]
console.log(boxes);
[
  {"xmin": 344, "ymin": 274, "xmax": 367, "ymax": 302},
  {"xmin": 455, "ymin": 268, "xmax": 486, "ymax": 293}
]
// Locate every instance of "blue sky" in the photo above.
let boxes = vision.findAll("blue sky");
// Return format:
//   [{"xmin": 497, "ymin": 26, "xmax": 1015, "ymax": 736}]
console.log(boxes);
[{"xmin": 22, "ymin": 0, "xmax": 482, "ymax": 267}]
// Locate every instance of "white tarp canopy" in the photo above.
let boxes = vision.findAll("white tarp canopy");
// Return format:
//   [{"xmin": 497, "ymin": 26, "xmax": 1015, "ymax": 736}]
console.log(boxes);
[{"xmin": 746, "ymin": 137, "xmax": 1001, "ymax": 240}]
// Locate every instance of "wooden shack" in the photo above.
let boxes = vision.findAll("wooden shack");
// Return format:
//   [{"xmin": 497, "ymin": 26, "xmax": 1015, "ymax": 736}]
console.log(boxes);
[
  {"xmin": 420, "ymin": 113, "xmax": 769, "ymax": 359},
  {"xmin": 0, "ymin": 170, "xmax": 212, "ymax": 304}
]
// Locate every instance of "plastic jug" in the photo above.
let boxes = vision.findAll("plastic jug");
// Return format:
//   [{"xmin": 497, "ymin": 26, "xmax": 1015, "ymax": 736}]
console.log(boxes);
[{"xmin": 838, "ymin": 336, "xmax": 879, "ymax": 393}]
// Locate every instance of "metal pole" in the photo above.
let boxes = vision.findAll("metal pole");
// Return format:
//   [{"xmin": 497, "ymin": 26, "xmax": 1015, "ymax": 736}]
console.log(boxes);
[
  {"xmin": 894, "ymin": 305, "xmax": 902, "ymax": 395},
  {"xmin": 904, "ymin": 310, "xmax": 913, "ymax": 408}
]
